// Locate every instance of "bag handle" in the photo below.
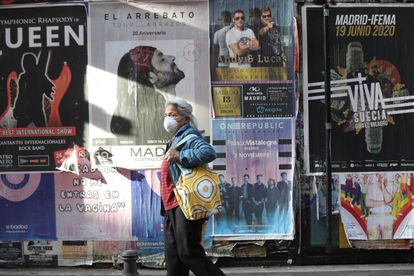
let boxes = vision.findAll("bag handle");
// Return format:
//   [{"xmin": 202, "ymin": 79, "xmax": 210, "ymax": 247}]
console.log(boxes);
[
  {"xmin": 173, "ymin": 133, "xmax": 198, "ymax": 175},
  {"xmin": 174, "ymin": 133, "xmax": 199, "ymax": 150}
]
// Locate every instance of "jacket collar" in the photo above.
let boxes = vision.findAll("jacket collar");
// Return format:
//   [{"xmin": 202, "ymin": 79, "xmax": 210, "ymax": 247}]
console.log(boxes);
[{"xmin": 174, "ymin": 123, "xmax": 191, "ymax": 139}]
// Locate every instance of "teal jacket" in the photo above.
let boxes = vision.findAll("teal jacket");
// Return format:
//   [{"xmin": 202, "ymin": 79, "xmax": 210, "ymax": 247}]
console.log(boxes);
[
  {"xmin": 167, "ymin": 123, "xmax": 217, "ymax": 185},
  {"xmin": 161, "ymin": 123, "xmax": 216, "ymax": 216}
]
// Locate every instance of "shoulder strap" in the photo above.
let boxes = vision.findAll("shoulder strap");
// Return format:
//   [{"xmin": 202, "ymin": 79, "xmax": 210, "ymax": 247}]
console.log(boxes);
[{"xmin": 174, "ymin": 133, "xmax": 199, "ymax": 150}]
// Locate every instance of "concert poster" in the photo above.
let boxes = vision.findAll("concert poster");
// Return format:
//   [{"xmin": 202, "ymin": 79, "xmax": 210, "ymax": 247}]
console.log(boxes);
[
  {"xmin": 210, "ymin": 0, "xmax": 295, "ymax": 118},
  {"xmin": 88, "ymin": 1, "xmax": 209, "ymax": 169},
  {"xmin": 0, "ymin": 4, "xmax": 88, "ymax": 173},
  {"xmin": 210, "ymin": 118, "xmax": 295, "ymax": 240},
  {"xmin": 303, "ymin": 5, "xmax": 414, "ymax": 174}
]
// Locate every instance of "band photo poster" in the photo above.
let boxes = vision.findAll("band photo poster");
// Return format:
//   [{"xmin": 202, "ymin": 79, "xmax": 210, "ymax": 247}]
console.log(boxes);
[
  {"xmin": 211, "ymin": 118, "xmax": 295, "ymax": 240},
  {"xmin": 303, "ymin": 5, "xmax": 414, "ymax": 174},
  {"xmin": 0, "ymin": 4, "xmax": 87, "ymax": 173},
  {"xmin": 210, "ymin": 0, "xmax": 295, "ymax": 119},
  {"xmin": 88, "ymin": 1, "xmax": 209, "ymax": 170}
]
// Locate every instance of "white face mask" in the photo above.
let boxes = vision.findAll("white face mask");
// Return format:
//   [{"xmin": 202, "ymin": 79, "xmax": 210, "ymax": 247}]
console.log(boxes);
[{"xmin": 163, "ymin": 116, "xmax": 180, "ymax": 134}]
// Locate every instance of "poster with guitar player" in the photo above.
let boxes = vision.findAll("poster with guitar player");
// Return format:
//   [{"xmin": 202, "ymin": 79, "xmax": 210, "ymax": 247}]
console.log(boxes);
[{"xmin": 0, "ymin": 4, "xmax": 87, "ymax": 173}]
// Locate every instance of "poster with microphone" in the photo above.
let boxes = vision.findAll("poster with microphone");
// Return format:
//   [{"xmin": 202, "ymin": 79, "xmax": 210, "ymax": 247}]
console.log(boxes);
[{"xmin": 303, "ymin": 5, "xmax": 414, "ymax": 174}]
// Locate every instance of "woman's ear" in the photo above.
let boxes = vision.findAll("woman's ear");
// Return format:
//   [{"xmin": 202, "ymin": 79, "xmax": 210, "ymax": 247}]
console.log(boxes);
[{"xmin": 178, "ymin": 116, "xmax": 189, "ymax": 125}]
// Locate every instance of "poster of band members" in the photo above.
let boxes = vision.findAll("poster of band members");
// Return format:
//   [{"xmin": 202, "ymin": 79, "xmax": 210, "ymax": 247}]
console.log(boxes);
[
  {"xmin": 210, "ymin": 0, "xmax": 295, "ymax": 118},
  {"xmin": 0, "ymin": 4, "xmax": 87, "ymax": 173},
  {"xmin": 339, "ymin": 172, "xmax": 414, "ymax": 240},
  {"xmin": 211, "ymin": 118, "xmax": 294, "ymax": 240},
  {"xmin": 304, "ymin": 5, "xmax": 414, "ymax": 174},
  {"xmin": 0, "ymin": 173, "xmax": 56, "ymax": 240},
  {"xmin": 88, "ymin": 1, "xmax": 209, "ymax": 169}
]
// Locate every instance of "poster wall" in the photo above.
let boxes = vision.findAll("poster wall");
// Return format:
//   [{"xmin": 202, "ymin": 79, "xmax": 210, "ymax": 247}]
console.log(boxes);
[
  {"xmin": 303, "ymin": 5, "xmax": 414, "ymax": 174},
  {"xmin": 339, "ymin": 172, "xmax": 414, "ymax": 240},
  {"xmin": 88, "ymin": 1, "xmax": 210, "ymax": 169},
  {"xmin": 210, "ymin": 0, "xmax": 295, "ymax": 118},
  {"xmin": 0, "ymin": 4, "xmax": 88, "ymax": 173},
  {"xmin": 211, "ymin": 118, "xmax": 294, "ymax": 240}
]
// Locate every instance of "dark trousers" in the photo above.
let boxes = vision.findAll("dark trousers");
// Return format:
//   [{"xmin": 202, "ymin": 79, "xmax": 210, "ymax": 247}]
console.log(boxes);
[
  {"xmin": 253, "ymin": 203, "xmax": 264, "ymax": 225},
  {"xmin": 234, "ymin": 204, "xmax": 240, "ymax": 221},
  {"xmin": 265, "ymin": 205, "xmax": 276, "ymax": 223},
  {"xmin": 164, "ymin": 207, "xmax": 225, "ymax": 276},
  {"xmin": 242, "ymin": 201, "xmax": 253, "ymax": 225}
]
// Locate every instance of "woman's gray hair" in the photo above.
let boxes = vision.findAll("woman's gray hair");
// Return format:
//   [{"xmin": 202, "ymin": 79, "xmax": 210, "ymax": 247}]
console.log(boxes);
[{"xmin": 165, "ymin": 97, "xmax": 198, "ymax": 129}]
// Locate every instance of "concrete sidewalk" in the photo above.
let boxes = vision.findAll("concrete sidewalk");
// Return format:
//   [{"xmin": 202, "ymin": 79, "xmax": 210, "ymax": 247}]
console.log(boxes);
[{"xmin": 1, "ymin": 264, "xmax": 414, "ymax": 276}]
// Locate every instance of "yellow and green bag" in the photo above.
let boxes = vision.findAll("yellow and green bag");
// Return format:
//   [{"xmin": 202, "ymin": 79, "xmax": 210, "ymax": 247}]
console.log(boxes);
[{"xmin": 173, "ymin": 134, "xmax": 222, "ymax": 220}]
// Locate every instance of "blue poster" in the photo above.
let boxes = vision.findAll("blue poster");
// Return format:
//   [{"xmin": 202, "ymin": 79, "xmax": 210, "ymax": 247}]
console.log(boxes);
[
  {"xmin": 211, "ymin": 118, "xmax": 295, "ymax": 240},
  {"xmin": 0, "ymin": 173, "xmax": 56, "ymax": 240},
  {"xmin": 131, "ymin": 170, "xmax": 164, "ymax": 255}
]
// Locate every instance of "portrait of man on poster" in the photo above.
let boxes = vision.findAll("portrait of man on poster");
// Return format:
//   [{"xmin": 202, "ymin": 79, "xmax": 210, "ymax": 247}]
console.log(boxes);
[
  {"xmin": 365, "ymin": 173, "xmax": 395, "ymax": 240},
  {"xmin": 225, "ymin": 10, "xmax": 259, "ymax": 68},
  {"xmin": 213, "ymin": 10, "xmax": 232, "ymax": 68},
  {"xmin": 258, "ymin": 7, "xmax": 286, "ymax": 67},
  {"xmin": 110, "ymin": 46, "xmax": 185, "ymax": 145},
  {"xmin": 277, "ymin": 172, "xmax": 291, "ymax": 216}
]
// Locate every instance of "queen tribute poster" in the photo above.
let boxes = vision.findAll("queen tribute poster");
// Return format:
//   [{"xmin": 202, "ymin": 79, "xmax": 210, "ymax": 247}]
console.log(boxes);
[
  {"xmin": 304, "ymin": 5, "xmax": 414, "ymax": 174},
  {"xmin": 0, "ymin": 4, "xmax": 88, "ymax": 173},
  {"xmin": 211, "ymin": 118, "xmax": 295, "ymax": 240},
  {"xmin": 88, "ymin": 1, "xmax": 209, "ymax": 170},
  {"xmin": 210, "ymin": 0, "xmax": 295, "ymax": 118}
]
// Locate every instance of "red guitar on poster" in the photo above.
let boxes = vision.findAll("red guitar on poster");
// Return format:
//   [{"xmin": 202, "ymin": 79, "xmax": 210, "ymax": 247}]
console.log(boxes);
[
  {"xmin": 47, "ymin": 62, "xmax": 72, "ymax": 127},
  {"xmin": 0, "ymin": 71, "xmax": 18, "ymax": 128},
  {"xmin": 0, "ymin": 51, "xmax": 71, "ymax": 129}
]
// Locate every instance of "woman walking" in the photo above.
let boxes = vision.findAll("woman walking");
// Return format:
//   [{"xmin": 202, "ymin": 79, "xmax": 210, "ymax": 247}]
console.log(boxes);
[{"xmin": 160, "ymin": 98, "xmax": 225, "ymax": 276}]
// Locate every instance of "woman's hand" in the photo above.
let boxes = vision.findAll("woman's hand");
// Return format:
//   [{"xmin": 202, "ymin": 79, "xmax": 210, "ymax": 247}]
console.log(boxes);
[{"xmin": 165, "ymin": 148, "xmax": 180, "ymax": 162}]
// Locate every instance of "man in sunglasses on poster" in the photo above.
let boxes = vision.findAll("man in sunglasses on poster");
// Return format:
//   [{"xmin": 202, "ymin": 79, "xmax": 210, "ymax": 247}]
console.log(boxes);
[
  {"xmin": 225, "ymin": 10, "xmax": 259, "ymax": 68},
  {"xmin": 258, "ymin": 7, "xmax": 286, "ymax": 67}
]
